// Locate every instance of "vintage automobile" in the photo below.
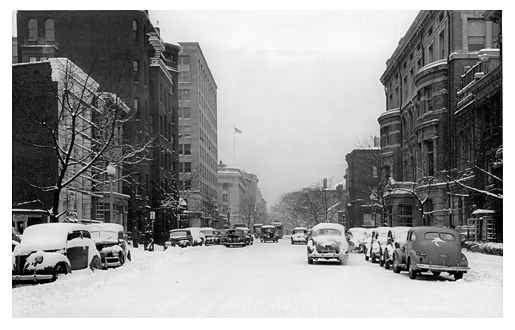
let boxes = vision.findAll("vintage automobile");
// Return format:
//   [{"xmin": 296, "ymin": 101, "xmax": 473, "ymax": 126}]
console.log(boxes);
[
  {"xmin": 260, "ymin": 225, "xmax": 279, "ymax": 243},
  {"xmin": 215, "ymin": 229, "xmax": 228, "ymax": 245},
  {"xmin": 164, "ymin": 228, "xmax": 194, "ymax": 249},
  {"xmin": 347, "ymin": 227, "xmax": 366, "ymax": 252},
  {"xmin": 381, "ymin": 226, "xmax": 411, "ymax": 269},
  {"xmin": 253, "ymin": 223, "xmax": 263, "ymax": 239},
  {"xmin": 367, "ymin": 227, "xmax": 389, "ymax": 263},
  {"xmin": 291, "ymin": 227, "xmax": 309, "ymax": 244},
  {"xmin": 88, "ymin": 223, "xmax": 131, "ymax": 269},
  {"xmin": 188, "ymin": 227, "xmax": 206, "ymax": 246},
  {"xmin": 240, "ymin": 227, "xmax": 254, "ymax": 245},
  {"xmin": 12, "ymin": 223, "xmax": 101, "ymax": 284},
  {"xmin": 362, "ymin": 228, "xmax": 375, "ymax": 259},
  {"xmin": 307, "ymin": 223, "xmax": 349, "ymax": 265},
  {"xmin": 392, "ymin": 226, "xmax": 469, "ymax": 280},
  {"xmin": 200, "ymin": 227, "xmax": 217, "ymax": 246},
  {"xmin": 225, "ymin": 228, "xmax": 247, "ymax": 247}
]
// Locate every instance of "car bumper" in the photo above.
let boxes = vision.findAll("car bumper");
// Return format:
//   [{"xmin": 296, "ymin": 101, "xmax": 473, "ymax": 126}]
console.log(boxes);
[
  {"xmin": 415, "ymin": 263, "xmax": 469, "ymax": 272},
  {"xmin": 12, "ymin": 273, "xmax": 54, "ymax": 283},
  {"xmin": 104, "ymin": 256, "xmax": 122, "ymax": 267},
  {"xmin": 292, "ymin": 239, "xmax": 307, "ymax": 243},
  {"xmin": 309, "ymin": 250, "xmax": 346, "ymax": 259}
]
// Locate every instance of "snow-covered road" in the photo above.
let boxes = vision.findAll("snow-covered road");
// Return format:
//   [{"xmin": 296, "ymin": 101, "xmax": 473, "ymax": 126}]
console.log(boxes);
[{"xmin": 12, "ymin": 238, "xmax": 502, "ymax": 318}]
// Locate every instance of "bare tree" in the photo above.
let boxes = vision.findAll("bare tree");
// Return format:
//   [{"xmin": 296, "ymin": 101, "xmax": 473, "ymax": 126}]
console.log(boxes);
[{"xmin": 12, "ymin": 58, "xmax": 152, "ymax": 221}]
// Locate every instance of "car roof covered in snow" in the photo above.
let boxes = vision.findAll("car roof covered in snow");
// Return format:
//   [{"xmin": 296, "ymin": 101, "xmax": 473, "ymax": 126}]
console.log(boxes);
[
  {"xmin": 261, "ymin": 225, "xmax": 275, "ymax": 229},
  {"xmin": 87, "ymin": 223, "xmax": 123, "ymax": 232},
  {"xmin": 293, "ymin": 227, "xmax": 307, "ymax": 230},
  {"xmin": 17, "ymin": 223, "xmax": 91, "ymax": 252},
  {"xmin": 312, "ymin": 223, "xmax": 345, "ymax": 232}
]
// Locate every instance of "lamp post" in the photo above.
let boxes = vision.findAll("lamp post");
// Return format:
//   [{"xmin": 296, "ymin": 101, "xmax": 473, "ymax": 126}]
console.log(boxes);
[{"xmin": 107, "ymin": 163, "xmax": 116, "ymax": 223}]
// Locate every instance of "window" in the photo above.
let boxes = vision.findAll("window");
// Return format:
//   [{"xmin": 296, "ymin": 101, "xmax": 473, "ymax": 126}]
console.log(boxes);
[
  {"xmin": 133, "ymin": 60, "xmax": 139, "ymax": 82},
  {"xmin": 398, "ymin": 205, "xmax": 413, "ymax": 227},
  {"xmin": 45, "ymin": 19, "xmax": 54, "ymax": 40},
  {"xmin": 184, "ymin": 144, "xmax": 191, "ymax": 155},
  {"xmin": 29, "ymin": 56, "xmax": 37, "ymax": 63},
  {"xmin": 439, "ymin": 31, "xmax": 445, "ymax": 59},
  {"xmin": 427, "ymin": 44, "xmax": 434, "ymax": 63},
  {"xmin": 222, "ymin": 183, "xmax": 229, "ymax": 190},
  {"xmin": 409, "ymin": 232, "xmax": 417, "ymax": 241},
  {"xmin": 28, "ymin": 19, "xmax": 38, "ymax": 40},
  {"xmin": 184, "ymin": 162, "xmax": 191, "ymax": 173},
  {"xmin": 179, "ymin": 71, "xmax": 190, "ymax": 83},
  {"xmin": 468, "ymin": 19, "xmax": 486, "ymax": 51},
  {"xmin": 180, "ymin": 107, "xmax": 191, "ymax": 118},
  {"xmin": 223, "ymin": 194, "xmax": 228, "ymax": 202},
  {"xmin": 179, "ymin": 55, "xmax": 190, "ymax": 65},
  {"xmin": 133, "ymin": 97, "xmax": 139, "ymax": 112},
  {"xmin": 427, "ymin": 141, "xmax": 434, "ymax": 176},
  {"xmin": 132, "ymin": 20, "xmax": 139, "ymax": 42}
]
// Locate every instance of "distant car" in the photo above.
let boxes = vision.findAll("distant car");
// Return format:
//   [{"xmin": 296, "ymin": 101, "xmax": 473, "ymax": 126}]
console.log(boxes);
[
  {"xmin": 291, "ymin": 227, "xmax": 308, "ymax": 244},
  {"xmin": 362, "ymin": 228, "xmax": 375, "ymax": 260},
  {"xmin": 88, "ymin": 223, "xmax": 131, "ymax": 268},
  {"xmin": 12, "ymin": 223, "xmax": 101, "ymax": 284},
  {"xmin": 307, "ymin": 223, "xmax": 349, "ymax": 265},
  {"xmin": 188, "ymin": 227, "xmax": 206, "ymax": 246},
  {"xmin": 165, "ymin": 229, "xmax": 194, "ymax": 249},
  {"xmin": 240, "ymin": 227, "xmax": 254, "ymax": 245},
  {"xmin": 215, "ymin": 229, "xmax": 228, "ymax": 245},
  {"xmin": 225, "ymin": 228, "xmax": 247, "ymax": 247},
  {"xmin": 200, "ymin": 227, "xmax": 217, "ymax": 246},
  {"xmin": 347, "ymin": 227, "xmax": 366, "ymax": 253},
  {"xmin": 392, "ymin": 226, "xmax": 469, "ymax": 280},
  {"xmin": 382, "ymin": 226, "xmax": 411, "ymax": 269},
  {"xmin": 261, "ymin": 225, "xmax": 278, "ymax": 243},
  {"xmin": 12, "ymin": 227, "xmax": 22, "ymax": 252},
  {"xmin": 367, "ymin": 227, "xmax": 389, "ymax": 263}
]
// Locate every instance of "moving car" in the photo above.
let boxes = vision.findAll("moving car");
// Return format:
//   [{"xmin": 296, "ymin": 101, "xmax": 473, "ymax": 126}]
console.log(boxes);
[
  {"xmin": 165, "ymin": 228, "xmax": 194, "ymax": 249},
  {"xmin": 307, "ymin": 223, "xmax": 349, "ymax": 265},
  {"xmin": 291, "ymin": 227, "xmax": 308, "ymax": 244},
  {"xmin": 88, "ymin": 223, "xmax": 131, "ymax": 268},
  {"xmin": 261, "ymin": 225, "xmax": 278, "ymax": 243},
  {"xmin": 200, "ymin": 227, "xmax": 217, "ymax": 245},
  {"xmin": 392, "ymin": 226, "xmax": 469, "ymax": 280},
  {"xmin": 225, "ymin": 228, "xmax": 247, "ymax": 247},
  {"xmin": 12, "ymin": 223, "xmax": 101, "ymax": 284},
  {"xmin": 382, "ymin": 226, "xmax": 411, "ymax": 269}
]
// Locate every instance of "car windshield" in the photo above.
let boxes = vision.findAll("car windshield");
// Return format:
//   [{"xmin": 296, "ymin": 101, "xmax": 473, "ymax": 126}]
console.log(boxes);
[
  {"xmin": 315, "ymin": 229, "xmax": 341, "ymax": 236},
  {"xmin": 170, "ymin": 231, "xmax": 188, "ymax": 238},
  {"xmin": 424, "ymin": 232, "xmax": 456, "ymax": 241},
  {"xmin": 293, "ymin": 229, "xmax": 307, "ymax": 234},
  {"xmin": 90, "ymin": 230, "xmax": 118, "ymax": 242},
  {"xmin": 202, "ymin": 230, "xmax": 213, "ymax": 236}
]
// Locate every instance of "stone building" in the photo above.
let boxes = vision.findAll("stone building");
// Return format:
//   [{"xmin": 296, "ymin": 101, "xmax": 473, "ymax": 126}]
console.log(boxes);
[{"xmin": 378, "ymin": 10, "xmax": 502, "ymax": 238}]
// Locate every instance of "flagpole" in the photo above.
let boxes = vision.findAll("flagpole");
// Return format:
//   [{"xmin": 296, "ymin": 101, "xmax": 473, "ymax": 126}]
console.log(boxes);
[{"xmin": 233, "ymin": 125, "xmax": 236, "ymax": 165}]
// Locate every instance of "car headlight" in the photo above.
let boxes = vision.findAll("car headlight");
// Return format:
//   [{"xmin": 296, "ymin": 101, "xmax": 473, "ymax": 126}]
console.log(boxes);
[{"xmin": 35, "ymin": 255, "xmax": 44, "ymax": 264}]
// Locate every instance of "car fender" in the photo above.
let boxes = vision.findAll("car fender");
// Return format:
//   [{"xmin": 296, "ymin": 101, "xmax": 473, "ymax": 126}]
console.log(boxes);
[
  {"xmin": 393, "ymin": 248, "xmax": 406, "ymax": 268},
  {"xmin": 407, "ymin": 249, "xmax": 420, "ymax": 270},
  {"xmin": 460, "ymin": 253, "xmax": 469, "ymax": 268}
]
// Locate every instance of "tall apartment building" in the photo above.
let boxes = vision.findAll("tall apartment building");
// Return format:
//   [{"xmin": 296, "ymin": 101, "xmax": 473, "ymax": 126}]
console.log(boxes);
[
  {"xmin": 378, "ymin": 10, "xmax": 502, "ymax": 238},
  {"xmin": 15, "ymin": 11, "xmax": 181, "ymax": 237},
  {"xmin": 177, "ymin": 42, "xmax": 219, "ymax": 228}
]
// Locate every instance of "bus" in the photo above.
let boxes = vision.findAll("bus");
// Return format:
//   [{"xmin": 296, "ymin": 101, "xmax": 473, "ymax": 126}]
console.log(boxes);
[{"xmin": 271, "ymin": 222, "xmax": 283, "ymax": 238}]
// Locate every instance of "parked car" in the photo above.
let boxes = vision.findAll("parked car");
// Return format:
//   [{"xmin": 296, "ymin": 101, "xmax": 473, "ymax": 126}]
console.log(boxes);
[
  {"xmin": 261, "ymin": 225, "xmax": 279, "ymax": 243},
  {"xmin": 392, "ymin": 226, "xmax": 469, "ymax": 280},
  {"xmin": 291, "ymin": 227, "xmax": 308, "ymax": 244},
  {"xmin": 382, "ymin": 226, "xmax": 411, "ymax": 269},
  {"xmin": 240, "ymin": 227, "xmax": 254, "ymax": 245},
  {"xmin": 362, "ymin": 228, "xmax": 375, "ymax": 260},
  {"xmin": 88, "ymin": 223, "xmax": 131, "ymax": 269},
  {"xmin": 12, "ymin": 227, "xmax": 22, "ymax": 252},
  {"xmin": 12, "ymin": 223, "xmax": 101, "ymax": 284},
  {"xmin": 188, "ymin": 227, "xmax": 206, "ymax": 246},
  {"xmin": 215, "ymin": 229, "xmax": 228, "ymax": 245},
  {"xmin": 307, "ymin": 223, "xmax": 349, "ymax": 265},
  {"xmin": 225, "ymin": 228, "xmax": 247, "ymax": 247},
  {"xmin": 347, "ymin": 227, "xmax": 366, "ymax": 253},
  {"xmin": 200, "ymin": 227, "xmax": 217, "ymax": 246},
  {"xmin": 367, "ymin": 227, "xmax": 389, "ymax": 263},
  {"xmin": 165, "ymin": 228, "xmax": 194, "ymax": 249}
]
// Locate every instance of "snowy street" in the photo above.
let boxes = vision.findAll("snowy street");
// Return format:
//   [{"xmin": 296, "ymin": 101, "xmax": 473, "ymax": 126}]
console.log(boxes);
[{"xmin": 12, "ymin": 238, "xmax": 502, "ymax": 318}]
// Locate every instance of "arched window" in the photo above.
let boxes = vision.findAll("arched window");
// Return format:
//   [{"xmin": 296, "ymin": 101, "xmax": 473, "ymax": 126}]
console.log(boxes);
[
  {"xmin": 28, "ymin": 19, "xmax": 38, "ymax": 40},
  {"xmin": 132, "ymin": 20, "xmax": 139, "ymax": 42},
  {"xmin": 45, "ymin": 19, "xmax": 55, "ymax": 40}
]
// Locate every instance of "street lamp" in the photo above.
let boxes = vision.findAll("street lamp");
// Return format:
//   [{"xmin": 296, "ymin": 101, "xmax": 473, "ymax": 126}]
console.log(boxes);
[{"xmin": 107, "ymin": 163, "xmax": 116, "ymax": 223}]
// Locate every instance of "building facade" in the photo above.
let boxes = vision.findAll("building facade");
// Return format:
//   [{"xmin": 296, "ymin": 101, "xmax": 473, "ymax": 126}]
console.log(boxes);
[
  {"xmin": 15, "ymin": 11, "xmax": 181, "ymax": 237},
  {"xmin": 378, "ymin": 10, "xmax": 502, "ymax": 240},
  {"xmin": 177, "ymin": 42, "xmax": 219, "ymax": 228}
]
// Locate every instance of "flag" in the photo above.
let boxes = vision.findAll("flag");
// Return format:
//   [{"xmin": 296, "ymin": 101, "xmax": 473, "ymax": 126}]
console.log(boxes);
[{"xmin": 234, "ymin": 126, "xmax": 242, "ymax": 134}]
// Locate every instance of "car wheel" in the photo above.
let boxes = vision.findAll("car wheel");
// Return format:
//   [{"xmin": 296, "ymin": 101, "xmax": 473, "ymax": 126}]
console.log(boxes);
[
  {"xmin": 454, "ymin": 272, "xmax": 464, "ymax": 281},
  {"xmin": 90, "ymin": 255, "xmax": 101, "ymax": 271},
  {"xmin": 392, "ymin": 254, "xmax": 401, "ymax": 273},
  {"xmin": 408, "ymin": 261, "xmax": 417, "ymax": 280},
  {"xmin": 52, "ymin": 262, "xmax": 68, "ymax": 282},
  {"xmin": 432, "ymin": 271, "xmax": 441, "ymax": 277}
]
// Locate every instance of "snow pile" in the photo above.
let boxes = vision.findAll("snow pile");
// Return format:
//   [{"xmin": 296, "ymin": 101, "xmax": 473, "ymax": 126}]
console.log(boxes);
[
  {"xmin": 101, "ymin": 245, "xmax": 123, "ymax": 255},
  {"xmin": 463, "ymin": 241, "xmax": 503, "ymax": 256},
  {"xmin": 462, "ymin": 251, "xmax": 503, "ymax": 287},
  {"xmin": 24, "ymin": 250, "xmax": 70, "ymax": 271}
]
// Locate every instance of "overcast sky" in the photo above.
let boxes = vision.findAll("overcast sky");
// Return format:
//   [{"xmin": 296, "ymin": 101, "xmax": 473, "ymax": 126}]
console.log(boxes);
[{"xmin": 149, "ymin": 10, "xmax": 419, "ymax": 206}]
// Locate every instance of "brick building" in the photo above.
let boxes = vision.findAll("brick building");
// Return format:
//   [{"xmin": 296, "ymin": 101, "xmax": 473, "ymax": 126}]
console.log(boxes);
[{"xmin": 378, "ymin": 10, "xmax": 502, "ymax": 239}]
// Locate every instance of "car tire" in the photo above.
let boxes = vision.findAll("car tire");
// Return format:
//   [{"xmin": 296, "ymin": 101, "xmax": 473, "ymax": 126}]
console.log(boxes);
[
  {"xmin": 127, "ymin": 251, "xmax": 132, "ymax": 262},
  {"xmin": 408, "ymin": 261, "xmax": 417, "ymax": 280},
  {"xmin": 432, "ymin": 271, "xmax": 441, "ymax": 277},
  {"xmin": 454, "ymin": 272, "xmax": 464, "ymax": 281},
  {"xmin": 90, "ymin": 255, "xmax": 101, "ymax": 271},
  {"xmin": 392, "ymin": 254, "xmax": 401, "ymax": 273},
  {"xmin": 308, "ymin": 256, "xmax": 313, "ymax": 264},
  {"xmin": 52, "ymin": 262, "xmax": 68, "ymax": 282}
]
